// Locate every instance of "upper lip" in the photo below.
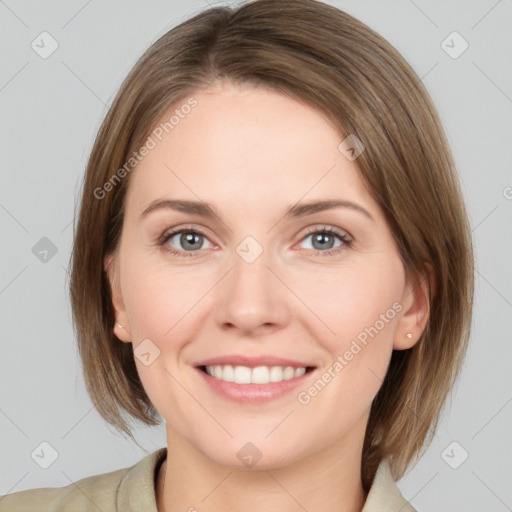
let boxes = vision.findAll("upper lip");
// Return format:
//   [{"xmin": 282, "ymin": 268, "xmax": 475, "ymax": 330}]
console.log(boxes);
[{"xmin": 194, "ymin": 355, "xmax": 315, "ymax": 369}]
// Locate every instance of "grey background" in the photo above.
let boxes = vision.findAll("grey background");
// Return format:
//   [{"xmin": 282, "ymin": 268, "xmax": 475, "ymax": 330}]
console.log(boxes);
[{"xmin": 1, "ymin": 0, "xmax": 511, "ymax": 510}]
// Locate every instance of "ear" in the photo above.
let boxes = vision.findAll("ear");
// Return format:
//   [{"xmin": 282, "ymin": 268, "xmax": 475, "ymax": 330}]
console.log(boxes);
[
  {"xmin": 104, "ymin": 253, "xmax": 132, "ymax": 343},
  {"xmin": 394, "ymin": 264, "xmax": 435, "ymax": 350}
]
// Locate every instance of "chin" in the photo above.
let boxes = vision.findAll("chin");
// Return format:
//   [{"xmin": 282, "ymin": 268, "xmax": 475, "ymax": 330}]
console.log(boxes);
[{"xmin": 198, "ymin": 435, "xmax": 304, "ymax": 472}]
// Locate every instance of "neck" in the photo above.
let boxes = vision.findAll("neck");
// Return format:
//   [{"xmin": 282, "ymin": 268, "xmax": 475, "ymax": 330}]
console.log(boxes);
[{"xmin": 156, "ymin": 421, "xmax": 368, "ymax": 512}]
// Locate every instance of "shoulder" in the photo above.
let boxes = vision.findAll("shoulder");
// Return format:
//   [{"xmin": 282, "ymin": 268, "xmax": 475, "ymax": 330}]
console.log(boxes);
[
  {"xmin": 0, "ymin": 448, "xmax": 167, "ymax": 512},
  {"xmin": 362, "ymin": 458, "xmax": 417, "ymax": 512},
  {"xmin": 0, "ymin": 466, "xmax": 127, "ymax": 512}
]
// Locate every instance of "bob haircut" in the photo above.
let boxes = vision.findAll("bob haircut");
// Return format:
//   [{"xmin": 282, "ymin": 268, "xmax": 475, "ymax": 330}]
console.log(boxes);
[{"xmin": 69, "ymin": 0, "xmax": 474, "ymax": 492}]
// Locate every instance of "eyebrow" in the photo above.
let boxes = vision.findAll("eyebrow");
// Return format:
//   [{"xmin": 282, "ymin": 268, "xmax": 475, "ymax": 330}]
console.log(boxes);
[{"xmin": 140, "ymin": 198, "xmax": 374, "ymax": 222}]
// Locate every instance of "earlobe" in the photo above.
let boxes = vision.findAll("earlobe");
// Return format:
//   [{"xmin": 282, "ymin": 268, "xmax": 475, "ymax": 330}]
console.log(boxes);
[
  {"xmin": 104, "ymin": 253, "xmax": 132, "ymax": 342},
  {"xmin": 393, "ymin": 269, "xmax": 433, "ymax": 350},
  {"xmin": 114, "ymin": 321, "xmax": 131, "ymax": 343}
]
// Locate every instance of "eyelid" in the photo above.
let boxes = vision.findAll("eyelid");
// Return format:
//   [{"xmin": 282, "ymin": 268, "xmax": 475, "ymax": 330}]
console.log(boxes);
[
  {"xmin": 294, "ymin": 225, "xmax": 352, "ymax": 255},
  {"xmin": 158, "ymin": 224, "xmax": 217, "ymax": 247},
  {"xmin": 299, "ymin": 224, "xmax": 352, "ymax": 242},
  {"xmin": 158, "ymin": 223, "xmax": 353, "ymax": 256}
]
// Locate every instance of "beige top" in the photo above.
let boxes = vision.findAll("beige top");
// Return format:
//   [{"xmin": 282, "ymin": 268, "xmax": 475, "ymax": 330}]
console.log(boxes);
[{"xmin": 0, "ymin": 448, "xmax": 416, "ymax": 511}]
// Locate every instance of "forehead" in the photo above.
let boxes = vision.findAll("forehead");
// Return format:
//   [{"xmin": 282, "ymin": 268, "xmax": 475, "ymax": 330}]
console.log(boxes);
[{"xmin": 124, "ymin": 82, "xmax": 374, "ymax": 220}]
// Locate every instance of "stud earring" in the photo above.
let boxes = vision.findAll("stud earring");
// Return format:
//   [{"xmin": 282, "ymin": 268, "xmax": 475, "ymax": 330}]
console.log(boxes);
[
  {"xmin": 117, "ymin": 323, "xmax": 124, "ymax": 329},
  {"xmin": 406, "ymin": 333, "xmax": 413, "ymax": 340}
]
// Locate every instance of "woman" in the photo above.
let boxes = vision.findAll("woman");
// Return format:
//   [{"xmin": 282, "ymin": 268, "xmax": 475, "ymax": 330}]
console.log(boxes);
[{"xmin": 0, "ymin": 0, "xmax": 473, "ymax": 510}]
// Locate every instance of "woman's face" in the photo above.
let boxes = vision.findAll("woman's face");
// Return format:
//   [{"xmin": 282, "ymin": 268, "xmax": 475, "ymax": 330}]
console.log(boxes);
[{"xmin": 106, "ymin": 80, "xmax": 422, "ymax": 469}]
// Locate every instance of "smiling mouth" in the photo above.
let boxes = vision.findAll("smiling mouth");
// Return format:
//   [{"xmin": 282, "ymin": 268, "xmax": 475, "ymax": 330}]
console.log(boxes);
[{"xmin": 198, "ymin": 365, "xmax": 316, "ymax": 384}]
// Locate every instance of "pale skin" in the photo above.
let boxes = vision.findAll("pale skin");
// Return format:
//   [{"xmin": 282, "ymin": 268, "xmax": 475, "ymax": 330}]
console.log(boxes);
[{"xmin": 105, "ymin": 80, "xmax": 430, "ymax": 512}]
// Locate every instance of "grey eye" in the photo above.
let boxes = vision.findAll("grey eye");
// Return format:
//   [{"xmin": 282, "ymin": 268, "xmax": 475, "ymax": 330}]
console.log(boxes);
[{"xmin": 167, "ymin": 231, "xmax": 213, "ymax": 251}]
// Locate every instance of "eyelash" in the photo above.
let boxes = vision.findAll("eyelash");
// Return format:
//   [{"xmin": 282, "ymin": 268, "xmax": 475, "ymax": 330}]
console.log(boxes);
[{"xmin": 157, "ymin": 225, "xmax": 352, "ymax": 258}]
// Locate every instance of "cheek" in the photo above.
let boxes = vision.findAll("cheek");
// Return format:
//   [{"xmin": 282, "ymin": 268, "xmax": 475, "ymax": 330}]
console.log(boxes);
[
  {"xmin": 293, "ymin": 258, "xmax": 404, "ymax": 346},
  {"xmin": 291, "ymin": 258, "xmax": 404, "ymax": 407},
  {"xmin": 121, "ymin": 253, "xmax": 211, "ymax": 342},
  {"xmin": 122, "ymin": 244, "xmax": 405, "ymax": 355},
  {"xmin": 120, "ymin": 257, "xmax": 210, "ymax": 427}
]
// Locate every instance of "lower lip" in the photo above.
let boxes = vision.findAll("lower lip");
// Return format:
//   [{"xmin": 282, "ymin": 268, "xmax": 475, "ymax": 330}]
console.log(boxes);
[{"xmin": 195, "ymin": 367, "xmax": 315, "ymax": 404}]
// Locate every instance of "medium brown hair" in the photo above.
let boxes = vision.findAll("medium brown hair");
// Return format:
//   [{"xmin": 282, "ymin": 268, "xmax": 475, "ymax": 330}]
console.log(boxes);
[{"xmin": 69, "ymin": 0, "xmax": 474, "ymax": 490}]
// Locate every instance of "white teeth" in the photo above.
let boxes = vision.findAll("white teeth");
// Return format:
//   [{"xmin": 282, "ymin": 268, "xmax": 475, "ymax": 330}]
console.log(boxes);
[
  {"xmin": 251, "ymin": 366, "xmax": 269, "ymax": 384},
  {"xmin": 204, "ymin": 364, "xmax": 309, "ymax": 384},
  {"xmin": 234, "ymin": 366, "xmax": 252, "ymax": 384},
  {"xmin": 222, "ymin": 364, "xmax": 235, "ymax": 382},
  {"xmin": 269, "ymin": 366, "xmax": 283, "ymax": 382},
  {"xmin": 283, "ymin": 367, "xmax": 295, "ymax": 380},
  {"xmin": 294, "ymin": 367, "xmax": 306, "ymax": 378}
]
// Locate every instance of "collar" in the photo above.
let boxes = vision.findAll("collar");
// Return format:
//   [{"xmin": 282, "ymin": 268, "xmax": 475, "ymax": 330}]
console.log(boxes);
[{"xmin": 117, "ymin": 448, "xmax": 415, "ymax": 512}]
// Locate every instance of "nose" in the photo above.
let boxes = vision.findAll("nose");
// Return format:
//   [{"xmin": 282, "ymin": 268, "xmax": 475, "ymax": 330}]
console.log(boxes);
[{"xmin": 214, "ymin": 246, "xmax": 291, "ymax": 336}]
